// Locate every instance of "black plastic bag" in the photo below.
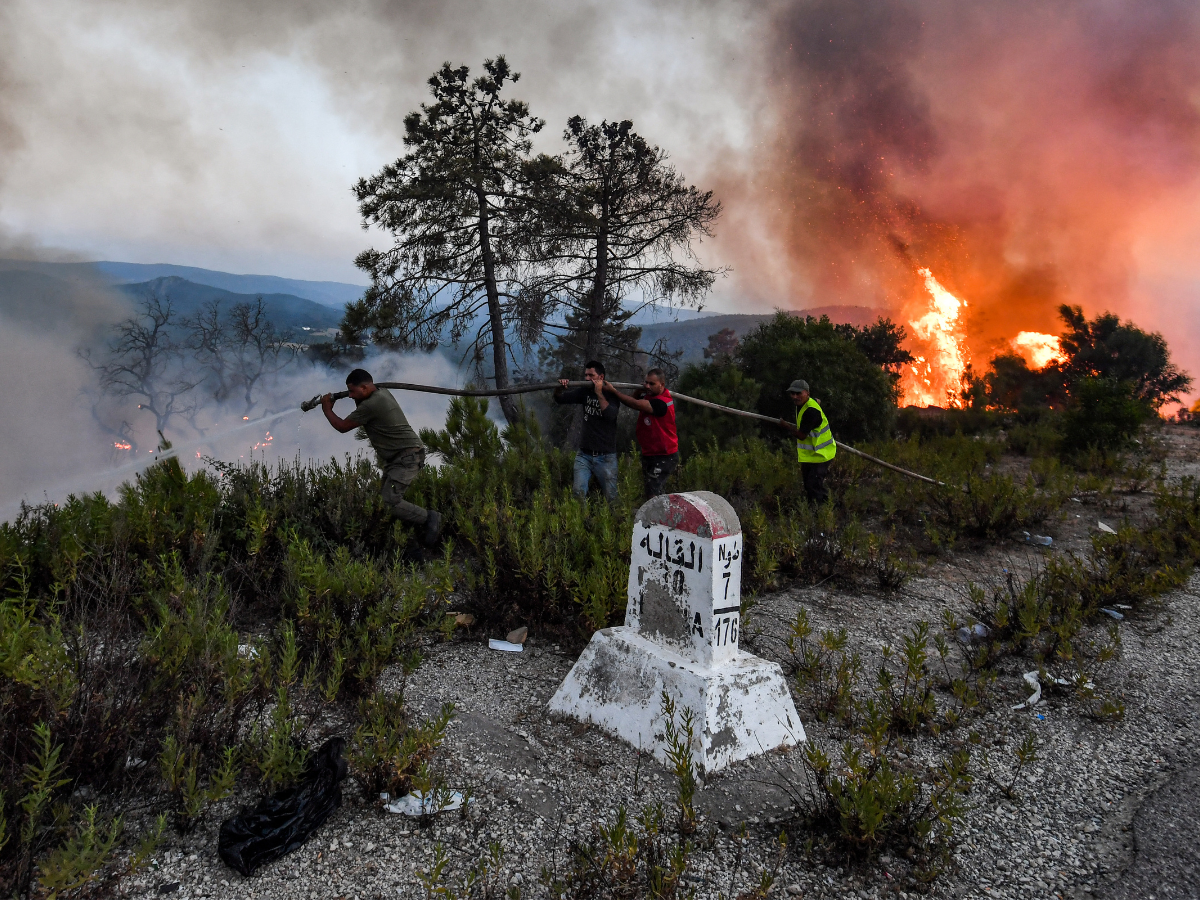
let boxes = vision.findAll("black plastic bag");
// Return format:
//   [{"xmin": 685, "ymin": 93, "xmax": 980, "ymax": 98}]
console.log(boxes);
[{"xmin": 218, "ymin": 737, "xmax": 348, "ymax": 876}]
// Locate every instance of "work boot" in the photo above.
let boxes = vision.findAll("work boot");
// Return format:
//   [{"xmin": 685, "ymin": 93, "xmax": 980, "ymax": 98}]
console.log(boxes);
[{"xmin": 423, "ymin": 510, "xmax": 443, "ymax": 547}]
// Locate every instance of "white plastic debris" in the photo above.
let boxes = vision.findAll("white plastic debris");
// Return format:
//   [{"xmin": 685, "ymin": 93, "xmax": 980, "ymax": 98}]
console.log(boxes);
[
  {"xmin": 1099, "ymin": 607, "xmax": 1124, "ymax": 621},
  {"xmin": 1022, "ymin": 532, "xmax": 1053, "ymax": 546},
  {"xmin": 1013, "ymin": 671, "xmax": 1042, "ymax": 710},
  {"xmin": 237, "ymin": 644, "xmax": 260, "ymax": 659},
  {"xmin": 1097, "ymin": 521, "xmax": 1117, "ymax": 535},
  {"xmin": 489, "ymin": 639, "xmax": 524, "ymax": 652},
  {"xmin": 384, "ymin": 790, "xmax": 472, "ymax": 816}
]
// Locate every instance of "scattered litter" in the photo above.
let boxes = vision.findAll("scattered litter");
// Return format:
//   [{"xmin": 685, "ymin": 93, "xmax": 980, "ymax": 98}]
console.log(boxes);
[
  {"xmin": 384, "ymin": 790, "xmax": 472, "ymax": 816},
  {"xmin": 1071, "ymin": 497, "xmax": 1082, "ymax": 503},
  {"xmin": 125, "ymin": 756, "xmax": 146, "ymax": 770},
  {"xmin": 237, "ymin": 644, "xmax": 259, "ymax": 659},
  {"xmin": 1115, "ymin": 604, "xmax": 1132, "ymax": 610},
  {"xmin": 489, "ymin": 638, "xmax": 523, "ymax": 652},
  {"xmin": 1022, "ymin": 532, "xmax": 1053, "ymax": 546},
  {"xmin": 1035, "ymin": 713, "xmax": 1046, "ymax": 721},
  {"xmin": 1099, "ymin": 607, "xmax": 1125, "ymax": 621},
  {"xmin": 1013, "ymin": 671, "xmax": 1042, "ymax": 710},
  {"xmin": 218, "ymin": 737, "xmax": 348, "ymax": 876},
  {"xmin": 955, "ymin": 623, "xmax": 991, "ymax": 644},
  {"xmin": 506, "ymin": 626, "xmax": 529, "ymax": 644},
  {"xmin": 453, "ymin": 613, "xmax": 475, "ymax": 627},
  {"xmin": 1097, "ymin": 521, "xmax": 1118, "ymax": 535}
]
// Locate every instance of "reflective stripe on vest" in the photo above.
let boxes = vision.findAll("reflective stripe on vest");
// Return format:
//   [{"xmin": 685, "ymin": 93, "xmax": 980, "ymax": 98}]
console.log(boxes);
[{"xmin": 796, "ymin": 398, "xmax": 836, "ymax": 463}]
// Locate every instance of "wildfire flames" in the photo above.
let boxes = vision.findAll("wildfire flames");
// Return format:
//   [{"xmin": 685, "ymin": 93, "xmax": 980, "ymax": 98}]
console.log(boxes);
[
  {"xmin": 900, "ymin": 268, "xmax": 970, "ymax": 408},
  {"xmin": 113, "ymin": 441, "xmax": 132, "ymax": 450},
  {"xmin": 1011, "ymin": 332, "xmax": 1065, "ymax": 369},
  {"xmin": 898, "ymin": 267, "xmax": 1069, "ymax": 407}
]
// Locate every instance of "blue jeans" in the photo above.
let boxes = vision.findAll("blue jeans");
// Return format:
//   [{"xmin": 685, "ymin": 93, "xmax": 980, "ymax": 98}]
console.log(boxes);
[{"xmin": 572, "ymin": 452, "xmax": 619, "ymax": 501}]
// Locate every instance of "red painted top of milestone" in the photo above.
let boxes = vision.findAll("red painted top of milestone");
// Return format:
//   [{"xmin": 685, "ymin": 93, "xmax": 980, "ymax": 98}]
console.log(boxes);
[{"xmin": 635, "ymin": 491, "xmax": 741, "ymax": 539}]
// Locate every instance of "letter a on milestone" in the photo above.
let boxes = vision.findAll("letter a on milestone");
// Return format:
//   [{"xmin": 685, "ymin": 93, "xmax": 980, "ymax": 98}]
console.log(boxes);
[{"xmin": 550, "ymin": 491, "xmax": 804, "ymax": 776}]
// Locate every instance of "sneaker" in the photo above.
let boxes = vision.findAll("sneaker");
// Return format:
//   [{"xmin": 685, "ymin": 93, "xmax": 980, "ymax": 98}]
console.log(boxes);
[{"xmin": 423, "ymin": 510, "xmax": 444, "ymax": 547}]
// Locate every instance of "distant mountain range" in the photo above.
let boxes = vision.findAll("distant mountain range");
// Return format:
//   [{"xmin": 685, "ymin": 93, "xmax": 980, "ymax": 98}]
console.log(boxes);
[
  {"xmin": 91, "ymin": 261, "xmax": 367, "ymax": 308},
  {"xmin": 0, "ymin": 258, "xmax": 894, "ymax": 362},
  {"xmin": 0, "ymin": 260, "xmax": 350, "ymax": 339},
  {"xmin": 116, "ymin": 276, "xmax": 344, "ymax": 335}
]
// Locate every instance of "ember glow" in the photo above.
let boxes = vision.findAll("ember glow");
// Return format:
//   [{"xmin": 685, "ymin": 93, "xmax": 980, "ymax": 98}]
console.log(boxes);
[
  {"xmin": 113, "ymin": 441, "xmax": 132, "ymax": 451},
  {"xmin": 900, "ymin": 268, "xmax": 970, "ymax": 408},
  {"xmin": 1011, "ymin": 332, "xmax": 1066, "ymax": 370}
]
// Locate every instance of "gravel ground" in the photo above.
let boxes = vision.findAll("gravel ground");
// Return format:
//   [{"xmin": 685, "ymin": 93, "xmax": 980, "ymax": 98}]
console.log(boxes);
[{"xmin": 113, "ymin": 429, "xmax": 1200, "ymax": 900}]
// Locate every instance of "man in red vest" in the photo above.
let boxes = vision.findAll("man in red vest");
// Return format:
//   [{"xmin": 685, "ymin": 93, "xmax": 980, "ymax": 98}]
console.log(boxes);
[{"xmin": 605, "ymin": 368, "xmax": 679, "ymax": 497}]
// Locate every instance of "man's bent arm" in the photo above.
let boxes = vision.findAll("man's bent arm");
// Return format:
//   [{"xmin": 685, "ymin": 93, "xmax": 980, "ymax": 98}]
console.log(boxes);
[{"xmin": 321, "ymin": 394, "xmax": 360, "ymax": 433}]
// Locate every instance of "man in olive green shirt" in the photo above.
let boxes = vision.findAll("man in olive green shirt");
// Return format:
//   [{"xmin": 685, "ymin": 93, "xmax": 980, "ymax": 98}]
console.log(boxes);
[{"xmin": 321, "ymin": 368, "xmax": 443, "ymax": 546}]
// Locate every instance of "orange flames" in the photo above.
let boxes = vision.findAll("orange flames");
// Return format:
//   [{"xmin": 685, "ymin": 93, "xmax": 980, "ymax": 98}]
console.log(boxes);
[
  {"xmin": 900, "ymin": 268, "xmax": 970, "ymax": 408},
  {"xmin": 1011, "ymin": 331, "xmax": 1065, "ymax": 369},
  {"xmin": 898, "ymin": 268, "xmax": 1069, "ymax": 407},
  {"xmin": 113, "ymin": 441, "xmax": 132, "ymax": 450}
]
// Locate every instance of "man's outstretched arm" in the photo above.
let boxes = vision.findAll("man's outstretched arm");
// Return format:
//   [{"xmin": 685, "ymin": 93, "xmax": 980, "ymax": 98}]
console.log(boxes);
[
  {"xmin": 604, "ymin": 382, "xmax": 653, "ymax": 414},
  {"xmin": 321, "ymin": 394, "xmax": 360, "ymax": 433}
]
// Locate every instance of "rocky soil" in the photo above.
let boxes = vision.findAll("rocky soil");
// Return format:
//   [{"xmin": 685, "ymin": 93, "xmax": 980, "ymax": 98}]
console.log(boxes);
[{"xmin": 115, "ymin": 428, "xmax": 1200, "ymax": 900}]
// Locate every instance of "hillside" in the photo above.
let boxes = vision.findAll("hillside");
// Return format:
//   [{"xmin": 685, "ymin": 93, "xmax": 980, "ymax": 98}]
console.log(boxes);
[
  {"xmin": 641, "ymin": 305, "xmax": 897, "ymax": 369},
  {"xmin": 116, "ymin": 276, "xmax": 344, "ymax": 336},
  {"xmin": 92, "ymin": 261, "xmax": 366, "ymax": 308}
]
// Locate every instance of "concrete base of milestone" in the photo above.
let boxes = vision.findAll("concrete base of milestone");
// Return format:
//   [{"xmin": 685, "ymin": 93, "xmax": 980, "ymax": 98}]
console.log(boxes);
[{"xmin": 549, "ymin": 627, "xmax": 804, "ymax": 777}]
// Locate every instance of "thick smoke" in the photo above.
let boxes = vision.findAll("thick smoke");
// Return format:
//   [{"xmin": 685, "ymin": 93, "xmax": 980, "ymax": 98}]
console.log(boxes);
[
  {"xmin": 0, "ymin": 258, "xmax": 459, "ymax": 521},
  {"xmin": 0, "ymin": 0, "xmax": 760, "ymax": 283},
  {"xmin": 746, "ymin": 0, "xmax": 1200, "ymax": 370}
]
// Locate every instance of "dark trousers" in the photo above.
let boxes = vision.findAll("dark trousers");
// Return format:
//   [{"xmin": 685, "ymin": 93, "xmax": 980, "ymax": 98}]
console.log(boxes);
[
  {"xmin": 641, "ymin": 452, "xmax": 679, "ymax": 498},
  {"xmin": 800, "ymin": 461, "xmax": 830, "ymax": 505},
  {"xmin": 381, "ymin": 448, "xmax": 430, "ymax": 525}
]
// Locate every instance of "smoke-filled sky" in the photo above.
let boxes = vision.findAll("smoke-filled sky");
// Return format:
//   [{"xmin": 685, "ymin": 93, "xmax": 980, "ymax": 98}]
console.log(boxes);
[
  {"xmin": 3, "ymin": 0, "xmax": 1199, "ymax": 317},
  {"xmin": 2, "ymin": 0, "xmax": 1200, "ymax": 454}
]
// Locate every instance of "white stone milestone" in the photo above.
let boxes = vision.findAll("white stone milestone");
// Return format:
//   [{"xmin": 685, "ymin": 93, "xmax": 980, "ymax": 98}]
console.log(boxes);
[{"xmin": 549, "ymin": 491, "xmax": 804, "ymax": 776}]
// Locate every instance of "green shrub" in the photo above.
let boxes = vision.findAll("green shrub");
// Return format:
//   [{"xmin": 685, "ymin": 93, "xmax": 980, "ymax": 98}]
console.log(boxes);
[
  {"xmin": 736, "ymin": 312, "xmax": 900, "ymax": 444},
  {"xmin": 1060, "ymin": 378, "xmax": 1153, "ymax": 457},
  {"xmin": 674, "ymin": 363, "xmax": 763, "ymax": 451},
  {"xmin": 794, "ymin": 739, "xmax": 971, "ymax": 879},
  {"xmin": 349, "ymin": 693, "xmax": 453, "ymax": 798}
]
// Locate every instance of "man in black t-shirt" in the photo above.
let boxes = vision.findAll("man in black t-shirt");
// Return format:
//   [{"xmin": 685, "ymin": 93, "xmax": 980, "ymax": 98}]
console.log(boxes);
[{"xmin": 554, "ymin": 359, "xmax": 620, "ymax": 501}]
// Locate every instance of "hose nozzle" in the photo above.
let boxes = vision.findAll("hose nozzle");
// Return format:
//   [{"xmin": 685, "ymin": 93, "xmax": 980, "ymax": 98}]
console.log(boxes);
[{"xmin": 300, "ymin": 395, "xmax": 322, "ymax": 412}]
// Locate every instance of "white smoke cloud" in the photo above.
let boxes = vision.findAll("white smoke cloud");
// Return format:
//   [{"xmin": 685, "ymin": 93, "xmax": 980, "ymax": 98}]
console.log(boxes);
[
  {"xmin": 0, "ymin": 0, "xmax": 768, "ymax": 291},
  {"xmin": 0, "ymin": 346, "xmax": 463, "ymax": 523}
]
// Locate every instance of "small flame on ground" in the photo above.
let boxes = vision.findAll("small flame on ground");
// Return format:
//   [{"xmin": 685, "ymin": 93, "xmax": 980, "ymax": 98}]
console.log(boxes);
[
  {"xmin": 900, "ymin": 267, "xmax": 970, "ymax": 407},
  {"xmin": 114, "ymin": 441, "xmax": 132, "ymax": 450},
  {"xmin": 1011, "ymin": 332, "xmax": 1065, "ymax": 369}
]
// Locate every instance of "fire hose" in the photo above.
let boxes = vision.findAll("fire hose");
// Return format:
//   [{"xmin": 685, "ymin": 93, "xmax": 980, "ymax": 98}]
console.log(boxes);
[{"xmin": 301, "ymin": 382, "xmax": 949, "ymax": 489}]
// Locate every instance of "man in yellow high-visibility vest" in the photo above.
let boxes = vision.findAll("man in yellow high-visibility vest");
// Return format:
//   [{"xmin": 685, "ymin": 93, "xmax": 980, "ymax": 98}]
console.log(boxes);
[{"xmin": 777, "ymin": 379, "xmax": 836, "ymax": 504}]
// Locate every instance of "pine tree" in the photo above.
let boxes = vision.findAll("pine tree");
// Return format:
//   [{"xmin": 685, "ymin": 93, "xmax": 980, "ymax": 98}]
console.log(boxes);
[{"xmin": 349, "ymin": 57, "xmax": 542, "ymax": 425}]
